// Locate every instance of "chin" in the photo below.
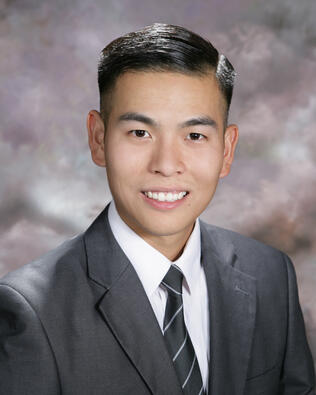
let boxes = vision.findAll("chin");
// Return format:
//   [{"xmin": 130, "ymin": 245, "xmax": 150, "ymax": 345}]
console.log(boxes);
[{"xmin": 139, "ymin": 219, "xmax": 195, "ymax": 238}]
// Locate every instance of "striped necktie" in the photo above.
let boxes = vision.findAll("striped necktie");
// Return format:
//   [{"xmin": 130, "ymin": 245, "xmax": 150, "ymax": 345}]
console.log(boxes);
[{"xmin": 162, "ymin": 264, "xmax": 205, "ymax": 395}]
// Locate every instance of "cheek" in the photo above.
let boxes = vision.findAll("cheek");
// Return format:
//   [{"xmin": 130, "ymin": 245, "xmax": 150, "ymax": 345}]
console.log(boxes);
[
  {"xmin": 105, "ymin": 142, "xmax": 146, "ymax": 184},
  {"xmin": 190, "ymin": 147, "xmax": 224, "ymax": 185}
]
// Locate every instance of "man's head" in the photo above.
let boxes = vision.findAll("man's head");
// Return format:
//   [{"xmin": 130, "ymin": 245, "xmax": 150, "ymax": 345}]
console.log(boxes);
[
  {"xmin": 87, "ymin": 24, "xmax": 238, "ymax": 258},
  {"xmin": 98, "ymin": 23, "xmax": 236, "ymax": 129}
]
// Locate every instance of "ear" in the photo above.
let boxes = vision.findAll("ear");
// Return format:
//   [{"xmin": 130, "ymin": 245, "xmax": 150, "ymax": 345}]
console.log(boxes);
[
  {"xmin": 86, "ymin": 110, "xmax": 106, "ymax": 167},
  {"xmin": 219, "ymin": 124, "xmax": 239, "ymax": 178}
]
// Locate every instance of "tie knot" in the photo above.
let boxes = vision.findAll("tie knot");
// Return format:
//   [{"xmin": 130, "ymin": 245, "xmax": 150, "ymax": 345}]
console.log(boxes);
[{"xmin": 162, "ymin": 265, "xmax": 183, "ymax": 296}]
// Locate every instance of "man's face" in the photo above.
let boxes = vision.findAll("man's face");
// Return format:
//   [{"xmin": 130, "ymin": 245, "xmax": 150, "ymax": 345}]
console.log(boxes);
[{"xmin": 88, "ymin": 71, "xmax": 238, "ymax": 246}]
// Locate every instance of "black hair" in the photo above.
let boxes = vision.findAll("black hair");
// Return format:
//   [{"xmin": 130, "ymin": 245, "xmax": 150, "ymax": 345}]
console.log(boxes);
[{"xmin": 98, "ymin": 23, "xmax": 236, "ymax": 126}]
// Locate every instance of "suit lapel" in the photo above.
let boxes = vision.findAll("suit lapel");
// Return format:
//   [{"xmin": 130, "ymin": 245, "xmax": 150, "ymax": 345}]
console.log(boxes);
[
  {"xmin": 84, "ymin": 206, "xmax": 183, "ymax": 395},
  {"xmin": 200, "ymin": 222, "xmax": 256, "ymax": 395}
]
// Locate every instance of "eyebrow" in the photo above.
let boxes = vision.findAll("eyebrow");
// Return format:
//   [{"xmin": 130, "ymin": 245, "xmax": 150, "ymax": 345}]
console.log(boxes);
[
  {"xmin": 117, "ymin": 112, "xmax": 218, "ymax": 130},
  {"xmin": 180, "ymin": 116, "xmax": 218, "ymax": 130},
  {"xmin": 118, "ymin": 112, "xmax": 158, "ymax": 126}
]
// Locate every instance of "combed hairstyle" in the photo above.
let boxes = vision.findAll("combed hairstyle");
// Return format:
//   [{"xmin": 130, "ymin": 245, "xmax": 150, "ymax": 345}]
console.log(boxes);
[{"xmin": 98, "ymin": 23, "xmax": 236, "ymax": 128}]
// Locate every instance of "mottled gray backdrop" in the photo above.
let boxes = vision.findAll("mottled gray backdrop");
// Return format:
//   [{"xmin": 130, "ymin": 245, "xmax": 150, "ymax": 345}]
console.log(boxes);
[{"xmin": 1, "ymin": 0, "xmax": 315, "ymax": 366}]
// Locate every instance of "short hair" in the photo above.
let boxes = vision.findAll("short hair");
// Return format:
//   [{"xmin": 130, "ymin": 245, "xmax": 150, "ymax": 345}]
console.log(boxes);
[{"xmin": 98, "ymin": 23, "xmax": 236, "ymax": 127}]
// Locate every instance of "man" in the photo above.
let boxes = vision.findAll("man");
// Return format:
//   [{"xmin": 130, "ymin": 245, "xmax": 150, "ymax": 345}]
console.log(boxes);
[{"xmin": 0, "ymin": 23, "xmax": 314, "ymax": 395}]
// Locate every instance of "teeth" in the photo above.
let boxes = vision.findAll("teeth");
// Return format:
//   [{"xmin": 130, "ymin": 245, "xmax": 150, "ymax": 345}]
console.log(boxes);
[
  {"xmin": 144, "ymin": 191, "xmax": 187, "ymax": 202},
  {"xmin": 158, "ymin": 192, "xmax": 165, "ymax": 201}
]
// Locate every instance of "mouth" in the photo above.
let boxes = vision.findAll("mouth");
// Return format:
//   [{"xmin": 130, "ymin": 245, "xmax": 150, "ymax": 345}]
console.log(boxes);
[{"xmin": 141, "ymin": 191, "xmax": 189, "ymax": 202}]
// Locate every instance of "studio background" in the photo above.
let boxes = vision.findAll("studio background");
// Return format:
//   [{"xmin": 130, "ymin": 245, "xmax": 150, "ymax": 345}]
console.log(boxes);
[{"xmin": 1, "ymin": 0, "xmax": 315, "ymax": 367}]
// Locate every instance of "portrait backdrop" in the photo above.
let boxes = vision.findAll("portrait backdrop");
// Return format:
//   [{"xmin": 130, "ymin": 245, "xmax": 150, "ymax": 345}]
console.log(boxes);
[{"xmin": 1, "ymin": 0, "xmax": 315, "ymax": 368}]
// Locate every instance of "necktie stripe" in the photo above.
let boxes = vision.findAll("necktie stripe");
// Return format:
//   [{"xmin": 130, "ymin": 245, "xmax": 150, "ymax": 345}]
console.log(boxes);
[
  {"xmin": 162, "ymin": 265, "xmax": 204, "ymax": 394},
  {"xmin": 173, "ymin": 331, "xmax": 188, "ymax": 361},
  {"xmin": 172, "ymin": 264, "xmax": 183, "ymax": 274},
  {"xmin": 161, "ymin": 281, "xmax": 182, "ymax": 295},
  {"xmin": 182, "ymin": 355, "xmax": 196, "ymax": 388},
  {"xmin": 163, "ymin": 304, "xmax": 183, "ymax": 333},
  {"xmin": 169, "ymin": 332, "xmax": 194, "ymax": 375},
  {"xmin": 183, "ymin": 360, "xmax": 205, "ymax": 393}
]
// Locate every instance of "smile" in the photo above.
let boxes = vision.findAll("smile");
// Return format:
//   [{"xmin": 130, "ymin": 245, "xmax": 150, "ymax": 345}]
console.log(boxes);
[{"xmin": 143, "ymin": 191, "xmax": 188, "ymax": 202}]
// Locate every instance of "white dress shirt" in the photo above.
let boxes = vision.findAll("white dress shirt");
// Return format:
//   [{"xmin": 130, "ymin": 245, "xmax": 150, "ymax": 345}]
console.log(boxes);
[{"xmin": 108, "ymin": 201, "xmax": 210, "ymax": 392}]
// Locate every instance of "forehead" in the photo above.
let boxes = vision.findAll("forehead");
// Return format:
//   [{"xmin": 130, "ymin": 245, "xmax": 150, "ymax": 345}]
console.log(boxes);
[{"xmin": 108, "ymin": 71, "xmax": 226, "ymax": 125}]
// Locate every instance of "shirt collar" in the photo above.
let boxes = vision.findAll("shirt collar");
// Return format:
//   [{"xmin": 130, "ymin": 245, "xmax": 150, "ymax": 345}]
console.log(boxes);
[
  {"xmin": 108, "ymin": 201, "xmax": 201, "ymax": 297},
  {"xmin": 173, "ymin": 218, "xmax": 201, "ymax": 293}
]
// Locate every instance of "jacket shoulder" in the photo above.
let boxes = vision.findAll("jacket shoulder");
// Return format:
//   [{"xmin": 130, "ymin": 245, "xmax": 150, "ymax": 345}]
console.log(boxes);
[
  {"xmin": 200, "ymin": 220, "xmax": 289, "ymax": 279},
  {"xmin": 201, "ymin": 220, "xmax": 284, "ymax": 256},
  {"xmin": 0, "ymin": 234, "xmax": 86, "ymax": 303}
]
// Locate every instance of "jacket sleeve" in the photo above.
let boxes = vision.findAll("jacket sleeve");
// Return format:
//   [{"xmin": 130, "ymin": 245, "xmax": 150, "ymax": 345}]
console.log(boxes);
[
  {"xmin": 0, "ymin": 284, "xmax": 60, "ymax": 395},
  {"xmin": 280, "ymin": 254, "xmax": 315, "ymax": 394}
]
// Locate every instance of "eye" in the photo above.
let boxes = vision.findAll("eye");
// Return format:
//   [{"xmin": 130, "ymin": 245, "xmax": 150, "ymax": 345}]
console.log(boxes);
[
  {"xmin": 130, "ymin": 130, "xmax": 150, "ymax": 138},
  {"xmin": 187, "ymin": 132, "xmax": 206, "ymax": 141}
]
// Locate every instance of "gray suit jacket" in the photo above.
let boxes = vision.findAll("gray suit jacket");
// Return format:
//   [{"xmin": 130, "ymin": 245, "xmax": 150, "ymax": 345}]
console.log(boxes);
[{"xmin": 0, "ymin": 206, "xmax": 315, "ymax": 394}]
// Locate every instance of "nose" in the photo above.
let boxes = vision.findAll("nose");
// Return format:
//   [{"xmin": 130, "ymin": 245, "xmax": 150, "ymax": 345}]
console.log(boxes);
[{"xmin": 148, "ymin": 137, "xmax": 185, "ymax": 176}]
